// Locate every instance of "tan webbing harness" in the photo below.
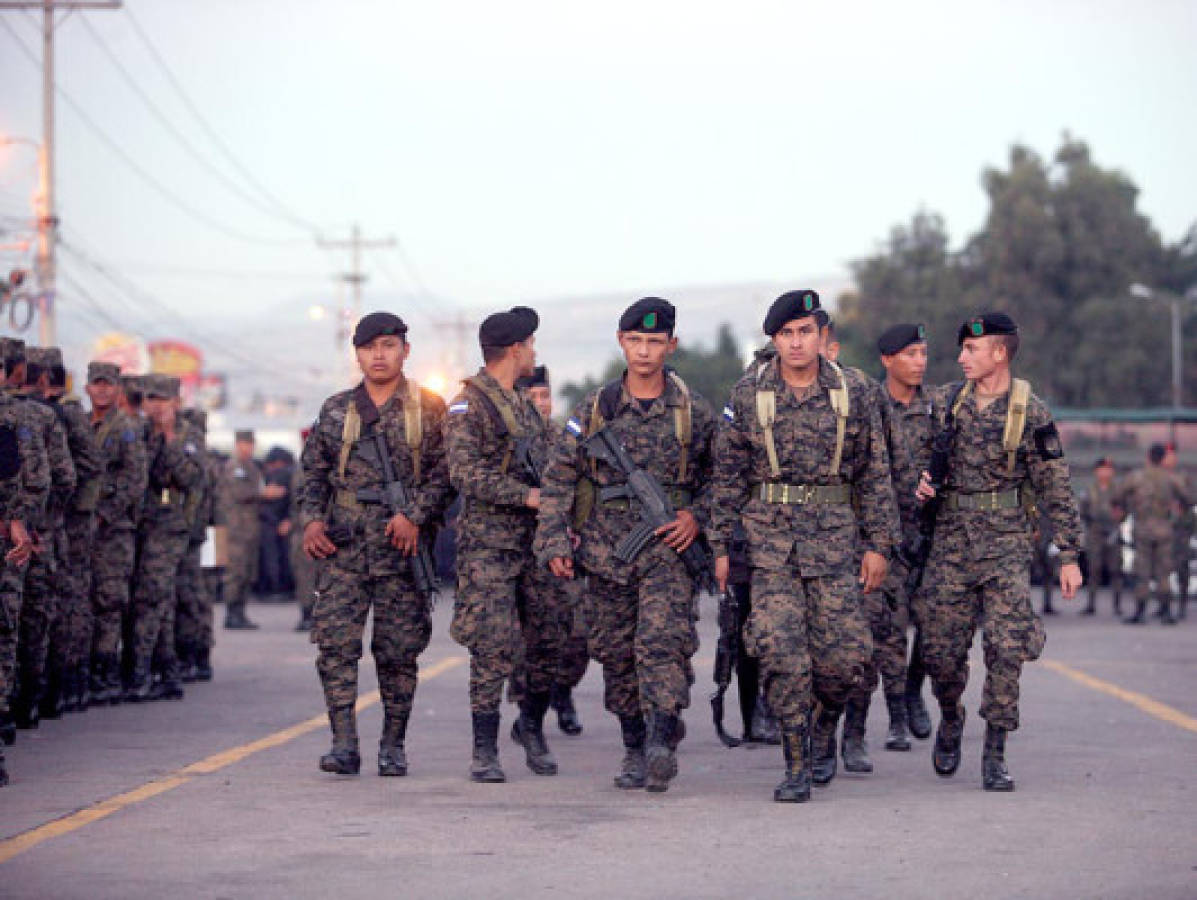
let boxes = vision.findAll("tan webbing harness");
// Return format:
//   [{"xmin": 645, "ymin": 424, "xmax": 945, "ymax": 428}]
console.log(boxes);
[
  {"xmin": 338, "ymin": 379, "xmax": 423, "ymax": 481},
  {"xmin": 755, "ymin": 358, "xmax": 851, "ymax": 480}
]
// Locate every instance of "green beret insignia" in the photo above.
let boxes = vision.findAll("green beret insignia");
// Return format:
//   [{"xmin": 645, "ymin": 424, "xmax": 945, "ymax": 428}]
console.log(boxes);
[{"xmin": 644, "ymin": 312, "xmax": 657, "ymax": 328}]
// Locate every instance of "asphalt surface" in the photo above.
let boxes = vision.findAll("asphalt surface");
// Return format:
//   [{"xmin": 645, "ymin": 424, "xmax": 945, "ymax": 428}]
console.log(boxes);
[{"xmin": 2, "ymin": 589, "xmax": 1194, "ymax": 899}]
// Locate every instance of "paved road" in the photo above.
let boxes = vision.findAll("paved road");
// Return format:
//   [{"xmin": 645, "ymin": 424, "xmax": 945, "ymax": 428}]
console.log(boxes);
[{"xmin": 2, "ymin": 591, "xmax": 1194, "ymax": 899}]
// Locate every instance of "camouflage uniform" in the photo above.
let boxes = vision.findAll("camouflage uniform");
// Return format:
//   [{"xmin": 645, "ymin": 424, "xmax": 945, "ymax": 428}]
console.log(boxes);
[
  {"xmin": 712, "ymin": 356, "xmax": 895, "ymax": 740},
  {"xmin": 88, "ymin": 405, "xmax": 146, "ymax": 701},
  {"xmin": 299, "ymin": 379, "xmax": 449, "ymax": 729},
  {"xmin": 175, "ymin": 422, "xmax": 215, "ymax": 676},
  {"xmin": 220, "ymin": 453, "xmax": 264, "ymax": 623},
  {"xmin": 1113, "ymin": 465, "xmax": 1191, "ymax": 622},
  {"xmin": 914, "ymin": 383, "xmax": 1081, "ymax": 732},
  {"xmin": 536, "ymin": 376, "xmax": 716, "ymax": 732},
  {"xmin": 1170, "ymin": 472, "xmax": 1195, "ymax": 618},
  {"xmin": 1079, "ymin": 480, "xmax": 1122, "ymax": 613}
]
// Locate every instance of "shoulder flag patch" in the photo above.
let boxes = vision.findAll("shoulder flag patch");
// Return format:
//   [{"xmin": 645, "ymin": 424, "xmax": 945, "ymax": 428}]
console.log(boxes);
[
  {"xmin": 448, "ymin": 401, "xmax": 469, "ymax": 415},
  {"xmin": 565, "ymin": 417, "xmax": 583, "ymax": 437},
  {"xmin": 722, "ymin": 404, "xmax": 735, "ymax": 423}
]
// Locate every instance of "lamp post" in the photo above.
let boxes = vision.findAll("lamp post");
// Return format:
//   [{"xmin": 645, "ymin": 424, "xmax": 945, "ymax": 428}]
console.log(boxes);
[{"xmin": 1131, "ymin": 283, "xmax": 1197, "ymax": 446}]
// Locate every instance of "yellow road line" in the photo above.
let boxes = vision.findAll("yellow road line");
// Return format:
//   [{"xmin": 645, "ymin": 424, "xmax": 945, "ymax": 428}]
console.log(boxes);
[
  {"xmin": 1041, "ymin": 658, "xmax": 1197, "ymax": 734},
  {"xmin": 0, "ymin": 655, "xmax": 465, "ymax": 864}
]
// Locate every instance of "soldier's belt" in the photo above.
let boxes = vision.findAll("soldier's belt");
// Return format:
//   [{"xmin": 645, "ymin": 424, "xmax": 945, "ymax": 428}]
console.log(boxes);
[
  {"xmin": 754, "ymin": 483, "xmax": 851, "ymax": 506},
  {"xmin": 597, "ymin": 485, "xmax": 693, "ymax": 509},
  {"xmin": 942, "ymin": 488, "xmax": 1021, "ymax": 511},
  {"xmin": 334, "ymin": 490, "xmax": 364, "ymax": 512}
]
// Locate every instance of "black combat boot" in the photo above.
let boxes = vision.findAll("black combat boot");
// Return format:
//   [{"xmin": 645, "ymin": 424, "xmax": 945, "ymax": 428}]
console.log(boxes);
[
  {"xmin": 905, "ymin": 639, "xmax": 932, "ymax": 740},
  {"xmin": 77, "ymin": 665, "xmax": 91, "ymax": 711},
  {"xmin": 0, "ymin": 745, "xmax": 7, "ymax": 787},
  {"xmin": 512, "ymin": 692, "xmax": 557, "ymax": 776},
  {"xmin": 841, "ymin": 698, "xmax": 873, "ymax": 773},
  {"xmin": 14, "ymin": 675, "xmax": 43, "ymax": 728},
  {"xmin": 1158, "ymin": 597, "xmax": 1178, "ymax": 626},
  {"xmin": 178, "ymin": 642, "xmax": 198, "ymax": 683},
  {"xmin": 749, "ymin": 695, "xmax": 781, "ymax": 744},
  {"xmin": 377, "ymin": 710, "xmax": 409, "ymax": 777},
  {"xmin": 982, "ymin": 723, "xmax": 1015, "ymax": 792},
  {"xmin": 0, "ymin": 710, "xmax": 15, "ymax": 746},
  {"xmin": 294, "ymin": 613, "xmax": 314, "ymax": 632},
  {"xmin": 158, "ymin": 666, "xmax": 185, "ymax": 702},
  {"xmin": 194, "ymin": 647, "xmax": 213, "ymax": 682},
  {"xmin": 884, "ymin": 693, "xmax": 911, "ymax": 751},
  {"xmin": 550, "ymin": 683, "xmax": 582, "ymax": 736},
  {"xmin": 90, "ymin": 661, "xmax": 112, "ymax": 706},
  {"xmin": 932, "ymin": 703, "xmax": 966, "ymax": 776},
  {"xmin": 319, "ymin": 705, "xmax": 361, "ymax": 775},
  {"xmin": 773, "ymin": 723, "xmax": 812, "ymax": 803},
  {"xmin": 614, "ymin": 714, "xmax": 647, "ymax": 789},
  {"xmin": 224, "ymin": 606, "xmax": 259, "ymax": 630},
  {"xmin": 1113, "ymin": 586, "xmax": 1123, "ymax": 617},
  {"xmin": 470, "ymin": 711, "xmax": 505, "ymax": 783},
  {"xmin": 39, "ymin": 667, "xmax": 64, "ymax": 720},
  {"xmin": 1081, "ymin": 590, "xmax": 1097, "ymax": 616},
  {"xmin": 104, "ymin": 656, "xmax": 125, "ymax": 704},
  {"xmin": 123, "ymin": 663, "xmax": 153, "ymax": 703},
  {"xmin": 1124, "ymin": 599, "xmax": 1147, "ymax": 625},
  {"xmin": 644, "ymin": 710, "xmax": 680, "ymax": 793},
  {"xmin": 810, "ymin": 705, "xmax": 841, "ymax": 786},
  {"xmin": 1180, "ymin": 595, "xmax": 1188, "ymax": 621},
  {"xmin": 62, "ymin": 668, "xmax": 81, "ymax": 713}
]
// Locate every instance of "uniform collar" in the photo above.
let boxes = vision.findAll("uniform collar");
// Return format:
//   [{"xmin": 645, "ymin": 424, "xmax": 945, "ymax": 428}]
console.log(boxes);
[
  {"xmin": 761, "ymin": 355, "xmax": 838, "ymax": 397},
  {"xmin": 614, "ymin": 370, "xmax": 685, "ymax": 414}
]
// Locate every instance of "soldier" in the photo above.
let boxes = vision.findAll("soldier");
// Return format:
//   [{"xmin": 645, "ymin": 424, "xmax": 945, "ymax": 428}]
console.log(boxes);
[
  {"xmin": 712, "ymin": 290, "xmax": 895, "ymax": 803},
  {"xmin": 85, "ymin": 361, "xmax": 146, "ymax": 704},
  {"xmin": 176, "ymin": 408, "xmax": 215, "ymax": 680},
  {"xmin": 4, "ymin": 341, "xmax": 76, "ymax": 729},
  {"xmin": 1161, "ymin": 444, "xmax": 1193, "ymax": 620},
  {"xmin": 300, "ymin": 312, "xmax": 451, "ymax": 777},
  {"xmin": 126, "ymin": 374, "xmax": 203, "ymax": 701},
  {"xmin": 536, "ymin": 297, "xmax": 717, "ymax": 793},
  {"xmin": 447, "ymin": 308, "xmax": 564, "ymax": 781},
  {"xmin": 221, "ymin": 430, "xmax": 284, "ymax": 630},
  {"xmin": 914, "ymin": 312, "xmax": 1083, "ymax": 791},
  {"xmin": 1114, "ymin": 443, "xmax": 1190, "ymax": 626},
  {"xmin": 34, "ymin": 348, "xmax": 104, "ymax": 714},
  {"xmin": 0, "ymin": 352, "xmax": 50, "ymax": 779},
  {"xmin": 516, "ymin": 364, "xmax": 587, "ymax": 736}
]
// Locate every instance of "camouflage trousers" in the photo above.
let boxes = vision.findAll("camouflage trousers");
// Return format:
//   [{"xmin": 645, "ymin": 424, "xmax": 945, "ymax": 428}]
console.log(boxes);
[
  {"xmin": 130, "ymin": 528, "xmax": 190, "ymax": 675},
  {"xmin": 0, "ymin": 547, "xmax": 26, "ymax": 715},
  {"xmin": 312, "ymin": 561, "xmax": 432, "ymax": 716},
  {"xmin": 18, "ymin": 525, "xmax": 68, "ymax": 700},
  {"xmin": 853, "ymin": 558, "xmax": 911, "ymax": 702},
  {"xmin": 54, "ymin": 512, "xmax": 96, "ymax": 674},
  {"xmin": 90, "ymin": 524, "xmax": 135, "ymax": 667},
  {"xmin": 586, "ymin": 547, "xmax": 699, "ymax": 719},
  {"xmin": 557, "ymin": 588, "xmax": 590, "ymax": 692},
  {"xmin": 175, "ymin": 543, "xmax": 213, "ymax": 658},
  {"xmin": 505, "ymin": 566, "xmax": 574, "ymax": 706},
  {"xmin": 745, "ymin": 552, "xmax": 872, "ymax": 724},
  {"xmin": 915, "ymin": 545, "xmax": 1045, "ymax": 732},
  {"xmin": 1132, "ymin": 533, "xmax": 1173, "ymax": 604},
  {"xmin": 452, "ymin": 546, "xmax": 566, "ymax": 713},
  {"xmin": 224, "ymin": 537, "xmax": 259, "ymax": 615}
]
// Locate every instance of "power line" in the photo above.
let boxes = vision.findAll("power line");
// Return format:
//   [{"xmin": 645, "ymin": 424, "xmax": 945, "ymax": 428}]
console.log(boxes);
[{"xmin": 0, "ymin": 15, "xmax": 308, "ymax": 247}]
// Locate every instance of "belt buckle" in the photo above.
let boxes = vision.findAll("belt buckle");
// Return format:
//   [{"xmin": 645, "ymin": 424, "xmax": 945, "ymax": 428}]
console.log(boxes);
[
  {"xmin": 780, "ymin": 484, "xmax": 790, "ymax": 504},
  {"xmin": 989, "ymin": 490, "xmax": 999, "ymax": 510},
  {"xmin": 801, "ymin": 485, "xmax": 816, "ymax": 505}
]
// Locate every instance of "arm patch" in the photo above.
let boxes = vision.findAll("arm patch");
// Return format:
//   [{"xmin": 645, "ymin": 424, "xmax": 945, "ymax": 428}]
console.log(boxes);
[{"xmin": 1033, "ymin": 422, "xmax": 1064, "ymax": 460}]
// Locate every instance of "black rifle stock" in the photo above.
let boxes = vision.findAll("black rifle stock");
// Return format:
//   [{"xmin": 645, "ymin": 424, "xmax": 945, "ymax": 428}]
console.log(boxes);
[{"xmin": 710, "ymin": 587, "xmax": 742, "ymax": 747}]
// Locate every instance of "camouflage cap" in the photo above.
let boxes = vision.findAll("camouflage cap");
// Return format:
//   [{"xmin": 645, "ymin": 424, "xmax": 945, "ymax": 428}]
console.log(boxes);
[
  {"xmin": 181, "ymin": 408, "xmax": 208, "ymax": 431},
  {"xmin": 143, "ymin": 373, "xmax": 178, "ymax": 399},
  {"xmin": 0, "ymin": 336, "xmax": 26, "ymax": 364},
  {"xmin": 120, "ymin": 373, "xmax": 145, "ymax": 395},
  {"xmin": 26, "ymin": 346, "xmax": 63, "ymax": 369},
  {"xmin": 87, "ymin": 360, "xmax": 121, "ymax": 383}
]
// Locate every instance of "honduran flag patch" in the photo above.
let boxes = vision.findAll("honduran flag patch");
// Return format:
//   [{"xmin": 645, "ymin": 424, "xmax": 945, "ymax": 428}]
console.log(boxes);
[
  {"xmin": 565, "ymin": 417, "xmax": 583, "ymax": 437},
  {"xmin": 448, "ymin": 401, "xmax": 469, "ymax": 415},
  {"xmin": 722, "ymin": 404, "xmax": 735, "ymax": 422}
]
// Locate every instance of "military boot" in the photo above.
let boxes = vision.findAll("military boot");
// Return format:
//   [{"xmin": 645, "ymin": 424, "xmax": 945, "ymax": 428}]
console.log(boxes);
[
  {"xmin": 1180, "ymin": 595, "xmax": 1188, "ymax": 621},
  {"xmin": 89, "ymin": 661, "xmax": 113, "ymax": 706},
  {"xmin": 614, "ymin": 714, "xmax": 647, "ymax": 789},
  {"xmin": 932, "ymin": 703, "xmax": 966, "ymax": 776},
  {"xmin": 123, "ymin": 663, "xmax": 153, "ymax": 703},
  {"xmin": 470, "ymin": 711, "xmax": 506, "ymax": 783},
  {"xmin": 982, "ymin": 723, "xmax": 1015, "ymax": 792},
  {"xmin": 158, "ymin": 667, "xmax": 185, "ymax": 702},
  {"xmin": 773, "ymin": 723, "xmax": 812, "ymax": 803},
  {"xmin": 14, "ymin": 675, "xmax": 42, "ymax": 728},
  {"xmin": 1081, "ymin": 590, "xmax": 1097, "ymax": 616},
  {"xmin": 550, "ymin": 683, "xmax": 583, "ymax": 736},
  {"xmin": 0, "ymin": 745, "xmax": 7, "ymax": 787},
  {"xmin": 1158, "ymin": 597, "xmax": 1178, "ymax": 626},
  {"xmin": 319, "ymin": 705, "xmax": 361, "ymax": 775},
  {"xmin": 0, "ymin": 710, "xmax": 15, "ymax": 746},
  {"xmin": 841, "ymin": 698, "xmax": 873, "ymax": 773},
  {"xmin": 62, "ymin": 668, "xmax": 82, "ymax": 713},
  {"xmin": 1113, "ymin": 587, "xmax": 1123, "ymax": 617},
  {"xmin": 377, "ymin": 710, "xmax": 409, "ymax": 777},
  {"xmin": 77, "ymin": 665, "xmax": 91, "ymax": 711},
  {"xmin": 810, "ymin": 705, "xmax": 841, "ymax": 786},
  {"xmin": 39, "ymin": 668, "xmax": 64, "ymax": 720},
  {"xmin": 1124, "ymin": 599, "xmax": 1147, "ymax": 624},
  {"xmin": 904, "ymin": 644, "xmax": 932, "ymax": 740},
  {"xmin": 194, "ymin": 647, "xmax": 213, "ymax": 682},
  {"xmin": 749, "ymin": 695, "xmax": 781, "ymax": 744},
  {"xmin": 644, "ymin": 710, "xmax": 680, "ymax": 793},
  {"xmin": 178, "ymin": 642, "xmax": 198, "ymax": 683},
  {"xmin": 104, "ymin": 656, "xmax": 125, "ymax": 704},
  {"xmin": 224, "ymin": 606, "xmax": 259, "ymax": 630},
  {"xmin": 511, "ymin": 692, "xmax": 558, "ymax": 775},
  {"xmin": 884, "ymin": 693, "xmax": 911, "ymax": 751}
]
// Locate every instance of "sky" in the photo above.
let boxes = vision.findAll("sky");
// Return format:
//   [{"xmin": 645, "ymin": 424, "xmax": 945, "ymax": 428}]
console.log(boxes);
[{"xmin": 0, "ymin": 0, "xmax": 1195, "ymax": 400}]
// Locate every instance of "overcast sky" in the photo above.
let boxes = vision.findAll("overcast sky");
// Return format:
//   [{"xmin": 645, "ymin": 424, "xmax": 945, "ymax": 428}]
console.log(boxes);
[{"xmin": 1, "ymin": 0, "xmax": 1194, "ymax": 373}]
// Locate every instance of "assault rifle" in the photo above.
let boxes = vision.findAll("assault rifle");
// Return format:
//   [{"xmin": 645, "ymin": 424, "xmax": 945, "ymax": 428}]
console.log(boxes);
[
  {"xmin": 711, "ymin": 586, "xmax": 742, "ymax": 747},
  {"xmin": 581, "ymin": 426, "xmax": 715, "ymax": 591},
  {"xmin": 355, "ymin": 428, "xmax": 439, "ymax": 601},
  {"xmin": 511, "ymin": 436, "xmax": 541, "ymax": 487}
]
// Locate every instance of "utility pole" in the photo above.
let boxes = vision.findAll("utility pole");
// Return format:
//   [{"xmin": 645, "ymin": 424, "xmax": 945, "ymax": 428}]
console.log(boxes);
[
  {"xmin": 0, "ymin": 1, "xmax": 122, "ymax": 345},
  {"xmin": 431, "ymin": 311, "xmax": 473, "ymax": 384},
  {"xmin": 317, "ymin": 224, "xmax": 395, "ymax": 380}
]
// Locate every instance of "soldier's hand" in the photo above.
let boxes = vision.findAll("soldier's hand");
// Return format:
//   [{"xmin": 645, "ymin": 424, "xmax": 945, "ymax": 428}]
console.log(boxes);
[
  {"xmin": 1059, "ymin": 563, "xmax": 1083, "ymax": 601},
  {"xmin": 656, "ymin": 509, "xmax": 699, "ymax": 552},
  {"xmin": 278, "ymin": 519, "xmax": 292, "ymax": 537},
  {"xmin": 5, "ymin": 519, "xmax": 33, "ymax": 565},
  {"xmin": 714, "ymin": 555, "xmax": 730, "ymax": 593},
  {"xmin": 915, "ymin": 472, "xmax": 936, "ymax": 503},
  {"xmin": 385, "ymin": 514, "xmax": 419, "ymax": 556},
  {"xmin": 303, "ymin": 521, "xmax": 337, "ymax": 559},
  {"xmin": 261, "ymin": 484, "xmax": 286, "ymax": 501},
  {"xmin": 525, "ymin": 488, "xmax": 541, "ymax": 510},
  {"xmin": 860, "ymin": 550, "xmax": 888, "ymax": 593},
  {"xmin": 549, "ymin": 556, "xmax": 575, "ymax": 579}
]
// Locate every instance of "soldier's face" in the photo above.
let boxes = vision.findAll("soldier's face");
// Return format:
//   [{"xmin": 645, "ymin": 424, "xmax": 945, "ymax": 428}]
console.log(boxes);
[
  {"xmin": 617, "ymin": 331, "xmax": 676, "ymax": 378},
  {"xmin": 882, "ymin": 343, "xmax": 927, "ymax": 387},
  {"xmin": 1095, "ymin": 464, "xmax": 1114, "ymax": 486},
  {"xmin": 958, "ymin": 336, "xmax": 1001, "ymax": 381},
  {"xmin": 234, "ymin": 439, "xmax": 254, "ymax": 463},
  {"xmin": 86, "ymin": 378, "xmax": 118, "ymax": 411},
  {"xmin": 772, "ymin": 318, "xmax": 820, "ymax": 372},
  {"xmin": 144, "ymin": 396, "xmax": 171, "ymax": 425},
  {"xmin": 513, "ymin": 336, "xmax": 537, "ymax": 378},
  {"xmin": 356, "ymin": 335, "xmax": 408, "ymax": 384},
  {"xmin": 528, "ymin": 385, "xmax": 552, "ymax": 420}
]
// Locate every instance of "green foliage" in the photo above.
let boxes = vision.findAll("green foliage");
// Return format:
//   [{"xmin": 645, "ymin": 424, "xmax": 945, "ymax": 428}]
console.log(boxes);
[{"xmin": 559, "ymin": 323, "xmax": 745, "ymax": 412}]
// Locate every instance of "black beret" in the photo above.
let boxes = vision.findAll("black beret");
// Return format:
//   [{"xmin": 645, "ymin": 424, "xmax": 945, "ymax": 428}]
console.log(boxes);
[
  {"xmin": 877, "ymin": 323, "xmax": 927, "ymax": 356},
  {"xmin": 479, "ymin": 306, "xmax": 539, "ymax": 348},
  {"xmin": 618, "ymin": 297, "xmax": 675, "ymax": 334},
  {"xmin": 957, "ymin": 311, "xmax": 1017, "ymax": 345},
  {"xmin": 353, "ymin": 311, "xmax": 408, "ymax": 348},
  {"xmin": 515, "ymin": 365, "xmax": 549, "ymax": 390},
  {"xmin": 234, "ymin": 429, "xmax": 254, "ymax": 443},
  {"xmin": 1093, "ymin": 457, "xmax": 1114, "ymax": 470},
  {"xmin": 763, "ymin": 290, "xmax": 821, "ymax": 336}
]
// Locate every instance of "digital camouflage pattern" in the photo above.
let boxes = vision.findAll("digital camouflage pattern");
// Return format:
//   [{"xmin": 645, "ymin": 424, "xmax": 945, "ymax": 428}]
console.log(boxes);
[
  {"xmin": 289, "ymin": 463, "xmax": 316, "ymax": 623},
  {"xmin": 914, "ymin": 383, "xmax": 1081, "ymax": 730},
  {"xmin": 1079, "ymin": 480, "xmax": 1122, "ymax": 594},
  {"xmin": 176, "ymin": 441, "xmax": 217, "ymax": 662},
  {"xmin": 299, "ymin": 379, "xmax": 450, "ymax": 718},
  {"xmin": 447, "ymin": 370, "xmax": 560, "ymax": 713},
  {"xmin": 711, "ymin": 355, "xmax": 896, "ymax": 723},
  {"xmin": 534, "ymin": 374, "xmax": 716, "ymax": 717},
  {"xmin": 220, "ymin": 454, "xmax": 263, "ymax": 615},
  {"xmin": 1113, "ymin": 465, "xmax": 1191, "ymax": 606}
]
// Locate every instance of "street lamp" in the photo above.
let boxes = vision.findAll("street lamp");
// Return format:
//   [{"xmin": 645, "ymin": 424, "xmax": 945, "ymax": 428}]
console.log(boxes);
[{"xmin": 1130, "ymin": 282, "xmax": 1181, "ymax": 413}]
